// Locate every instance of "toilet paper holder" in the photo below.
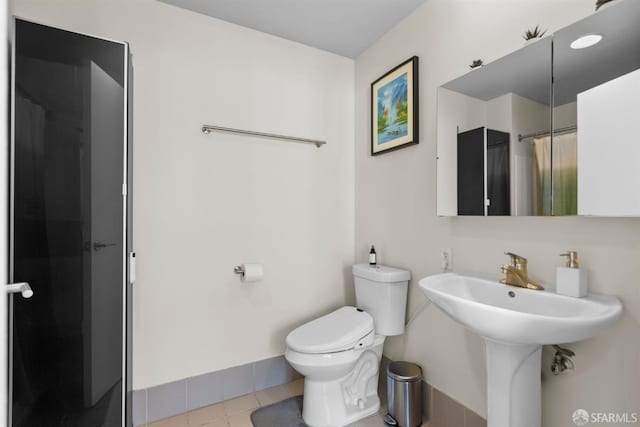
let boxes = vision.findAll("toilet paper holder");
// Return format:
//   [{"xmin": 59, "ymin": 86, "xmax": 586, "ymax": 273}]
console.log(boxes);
[{"xmin": 233, "ymin": 263, "xmax": 264, "ymax": 282}]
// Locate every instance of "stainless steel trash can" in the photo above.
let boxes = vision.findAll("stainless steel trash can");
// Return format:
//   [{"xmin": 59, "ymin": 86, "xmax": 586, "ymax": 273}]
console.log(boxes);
[{"xmin": 386, "ymin": 361, "xmax": 422, "ymax": 427}]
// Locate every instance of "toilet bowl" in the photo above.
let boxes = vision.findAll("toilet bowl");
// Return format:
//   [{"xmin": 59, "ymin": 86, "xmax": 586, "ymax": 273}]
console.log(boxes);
[
  {"xmin": 285, "ymin": 307, "xmax": 384, "ymax": 426},
  {"xmin": 285, "ymin": 264, "xmax": 410, "ymax": 427}
]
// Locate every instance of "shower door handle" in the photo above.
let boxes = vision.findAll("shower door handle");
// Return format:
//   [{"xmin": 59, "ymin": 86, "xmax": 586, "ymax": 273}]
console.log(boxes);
[
  {"xmin": 93, "ymin": 241, "xmax": 117, "ymax": 251},
  {"xmin": 6, "ymin": 282, "xmax": 34, "ymax": 299}
]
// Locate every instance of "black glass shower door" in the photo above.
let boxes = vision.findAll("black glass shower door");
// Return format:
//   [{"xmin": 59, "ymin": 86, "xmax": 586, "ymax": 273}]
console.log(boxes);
[
  {"xmin": 457, "ymin": 127, "xmax": 485, "ymax": 215},
  {"xmin": 486, "ymin": 129, "xmax": 510, "ymax": 216},
  {"xmin": 10, "ymin": 19, "xmax": 130, "ymax": 426}
]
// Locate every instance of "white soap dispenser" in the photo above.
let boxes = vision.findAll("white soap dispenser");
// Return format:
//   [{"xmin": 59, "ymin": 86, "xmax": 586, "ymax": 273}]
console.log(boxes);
[{"xmin": 556, "ymin": 251, "xmax": 588, "ymax": 298}]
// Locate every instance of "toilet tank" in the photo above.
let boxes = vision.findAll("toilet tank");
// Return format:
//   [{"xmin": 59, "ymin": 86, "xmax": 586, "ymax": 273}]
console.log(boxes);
[{"xmin": 352, "ymin": 263, "xmax": 410, "ymax": 336}]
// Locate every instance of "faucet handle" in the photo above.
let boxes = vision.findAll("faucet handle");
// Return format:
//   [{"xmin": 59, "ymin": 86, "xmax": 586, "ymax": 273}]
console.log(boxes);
[{"xmin": 504, "ymin": 252, "xmax": 527, "ymax": 265}]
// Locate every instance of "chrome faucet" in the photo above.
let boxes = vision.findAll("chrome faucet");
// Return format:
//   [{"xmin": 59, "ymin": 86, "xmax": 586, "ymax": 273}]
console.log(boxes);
[{"xmin": 500, "ymin": 252, "xmax": 544, "ymax": 290}]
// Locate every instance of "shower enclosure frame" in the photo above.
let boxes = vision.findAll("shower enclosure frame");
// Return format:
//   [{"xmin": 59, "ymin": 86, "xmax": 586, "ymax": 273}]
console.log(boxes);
[{"xmin": 8, "ymin": 16, "xmax": 133, "ymax": 427}]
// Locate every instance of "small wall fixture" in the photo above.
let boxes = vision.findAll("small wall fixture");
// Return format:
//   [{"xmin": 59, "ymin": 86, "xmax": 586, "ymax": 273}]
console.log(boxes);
[
  {"xmin": 570, "ymin": 34, "xmax": 603, "ymax": 49},
  {"xmin": 551, "ymin": 345, "xmax": 575, "ymax": 375}
]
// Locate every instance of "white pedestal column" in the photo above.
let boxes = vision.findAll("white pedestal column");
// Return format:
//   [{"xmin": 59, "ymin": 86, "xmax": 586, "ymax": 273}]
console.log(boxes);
[{"xmin": 484, "ymin": 339, "xmax": 542, "ymax": 427}]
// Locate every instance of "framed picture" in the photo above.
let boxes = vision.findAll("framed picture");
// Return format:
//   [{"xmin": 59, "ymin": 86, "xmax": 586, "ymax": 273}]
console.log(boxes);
[{"xmin": 371, "ymin": 56, "xmax": 419, "ymax": 155}]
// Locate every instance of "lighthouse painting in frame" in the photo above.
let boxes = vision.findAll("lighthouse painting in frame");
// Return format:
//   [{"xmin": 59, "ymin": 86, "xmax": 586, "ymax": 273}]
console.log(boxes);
[{"xmin": 371, "ymin": 56, "xmax": 419, "ymax": 155}]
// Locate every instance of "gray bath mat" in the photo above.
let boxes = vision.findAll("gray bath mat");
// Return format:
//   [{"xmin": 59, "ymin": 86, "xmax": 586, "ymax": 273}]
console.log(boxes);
[{"xmin": 250, "ymin": 395, "xmax": 307, "ymax": 427}]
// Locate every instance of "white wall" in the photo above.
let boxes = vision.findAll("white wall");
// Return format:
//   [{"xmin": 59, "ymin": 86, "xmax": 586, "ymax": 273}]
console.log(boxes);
[
  {"xmin": 12, "ymin": 0, "xmax": 355, "ymax": 389},
  {"xmin": 485, "ymin": 93, "xmax": 511, "ymax": 133},
  {"xmin": 555, "ymin": 101, "xmax": 578, "ymax": 128},
  {"xmin": 355, "ymin": 0, "xmax": 640, "ymax": 424}
]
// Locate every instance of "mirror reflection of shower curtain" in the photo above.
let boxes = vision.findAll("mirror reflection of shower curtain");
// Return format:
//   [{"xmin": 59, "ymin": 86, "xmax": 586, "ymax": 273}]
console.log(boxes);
[
  {"xmin": 532, "ymin": 132, "xmax": 577, "ymax": 216},
  {"xmin": 533, "ymin": 136, "xmax": 552, "ymax": 216},
  {"xmin": 552, "ymin": 132, "xmax": 577, "ymax": 215}
]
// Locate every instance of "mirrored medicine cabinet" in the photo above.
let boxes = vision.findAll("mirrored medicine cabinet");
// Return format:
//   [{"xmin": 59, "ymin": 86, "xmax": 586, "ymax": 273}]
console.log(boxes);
[{"xmin": 436, "ymin": 0, "xmax": 640, "ymax": 217}]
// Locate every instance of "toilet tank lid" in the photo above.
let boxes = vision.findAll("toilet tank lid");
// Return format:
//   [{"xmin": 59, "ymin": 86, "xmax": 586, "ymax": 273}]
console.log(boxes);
[{"xmin": 352, "ymin": 263, "xmax": 411, "ymax": 283}]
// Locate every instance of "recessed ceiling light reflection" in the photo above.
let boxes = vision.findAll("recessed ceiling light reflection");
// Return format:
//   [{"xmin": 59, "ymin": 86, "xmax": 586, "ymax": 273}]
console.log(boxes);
[{"xmin": 570, "ymin": 34, "xmax": 603, "ymax": 49}]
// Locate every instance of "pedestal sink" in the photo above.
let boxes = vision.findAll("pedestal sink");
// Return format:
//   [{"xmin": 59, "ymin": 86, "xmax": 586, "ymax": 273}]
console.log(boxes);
[{"xmin": 419, "ymin": 272, "xmax": 622, "ymax": 427}]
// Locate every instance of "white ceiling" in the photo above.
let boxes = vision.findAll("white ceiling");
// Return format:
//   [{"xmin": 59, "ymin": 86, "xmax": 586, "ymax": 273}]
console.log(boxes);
[{"xmin": 156, "ymin": 0, "xmax": 428, "ymax": 58}]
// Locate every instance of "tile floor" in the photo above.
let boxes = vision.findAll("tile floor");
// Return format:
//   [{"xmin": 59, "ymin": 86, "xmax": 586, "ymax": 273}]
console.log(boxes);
[{"xmin": 143, "ymin": 378, "xmax": 431, "ymax": 427}]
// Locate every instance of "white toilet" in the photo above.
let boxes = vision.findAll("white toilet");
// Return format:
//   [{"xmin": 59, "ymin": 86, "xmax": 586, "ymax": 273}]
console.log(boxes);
[{"xmin": 285, "ymin": 263, "xmax": 410, "ymax": 427}]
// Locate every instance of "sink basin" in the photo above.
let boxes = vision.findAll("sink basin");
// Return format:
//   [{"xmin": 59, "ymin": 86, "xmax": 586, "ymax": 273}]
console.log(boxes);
[
  {"xmin": 419, "ymin": 272, "xmax": 622, "ymax": 345},
  {"xmin": 419, "ymin": 272, "xmax": 623, "ymax": 427}
]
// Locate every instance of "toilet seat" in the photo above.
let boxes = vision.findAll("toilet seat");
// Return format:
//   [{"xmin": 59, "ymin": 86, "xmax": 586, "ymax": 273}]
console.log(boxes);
[{"xmin": 286, "ymin": 306, "xmax": 374, "ymax": 354}]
